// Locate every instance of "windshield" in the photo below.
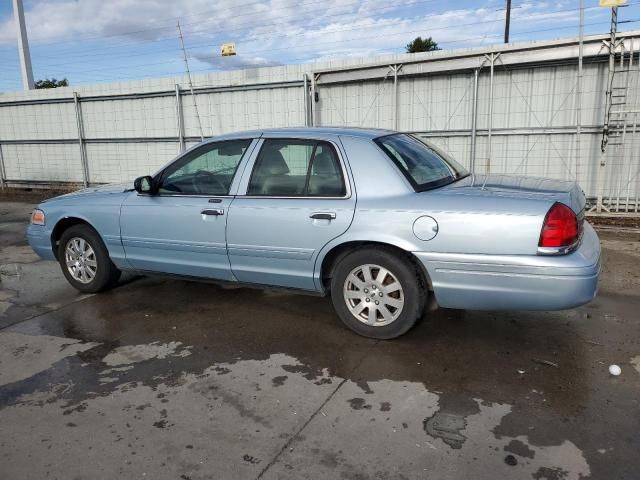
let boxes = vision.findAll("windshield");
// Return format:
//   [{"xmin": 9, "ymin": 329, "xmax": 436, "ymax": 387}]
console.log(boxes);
[{"xmin": 374, "ymin": 134, "xmax": 469, "ymax": 191}]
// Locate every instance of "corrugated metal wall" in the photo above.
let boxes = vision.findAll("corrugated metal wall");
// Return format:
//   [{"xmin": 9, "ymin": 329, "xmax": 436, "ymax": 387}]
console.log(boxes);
[{"xmin": 1, "ymin": 32, "xmax": 639, "ymax": 213}]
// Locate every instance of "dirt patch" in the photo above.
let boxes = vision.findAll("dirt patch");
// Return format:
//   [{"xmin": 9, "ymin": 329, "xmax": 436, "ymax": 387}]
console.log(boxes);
[
  {"xmin": 0, "ymin": 187, "xmax": 78, "ymax": 203},
  {"xmin": 588, "ymin": 215, "xmax": 640, "ymax": 230}
]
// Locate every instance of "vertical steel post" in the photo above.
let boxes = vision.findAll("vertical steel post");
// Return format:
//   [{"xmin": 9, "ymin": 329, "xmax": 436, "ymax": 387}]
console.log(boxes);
[
  {"xmin": 175, "ymin": 84, "xmax": 185, "ymax": 152},
  {"xmin": 470, "ymin": 68, "xmax": 480, "ymax": 173},
  {"xmin": 310, "ymin": 74, "xmax": 317, "ymax": 127},
  {"xmin": 303, "ymin": 74, "xmax": 310, "ymax": 127},
  {"xmin": 504, "ymin": 0, "xmax": 512, "ymax": 44},
  {"xmin": 625, "ymin": 118, "xmax": 636, "ymax": 212},
  {"xmin": 486, "ymin": 54, "xmax": 497, "ymax": 174},
  {"xmin": 73, "ymin": 92, "xmax": 89, "ymax": 187},
  {"xmin": 12, "ymin": 0, "xmax": 34, "ymax": 90},
  {"xmin": 0, "ymin": 143, "xmax": 6, "ymax": 190},
  {"xmin": 575, "ymin": 0, "xmax": 584, "ymax": 182},
  {"xmin": 392, "ymin": 65, "xmax": 399, "ymax": 130}
]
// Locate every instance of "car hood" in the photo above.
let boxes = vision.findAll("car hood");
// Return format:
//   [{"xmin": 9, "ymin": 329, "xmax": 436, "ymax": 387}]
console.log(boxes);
[
  {"xmin": 436, "ymin": 174, "xmax": 586, "ymax": 214},
  {"xmin": 43, "ymin": 182, "xmax": 133, "ymax": 203}
]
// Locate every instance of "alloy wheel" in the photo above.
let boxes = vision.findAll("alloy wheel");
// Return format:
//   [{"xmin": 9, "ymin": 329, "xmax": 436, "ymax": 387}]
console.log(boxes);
[
  {"xmin": 64, "ymin": 237, "xmax": 97, "ymax": 284},
  {"xmin": 343, "ymin": 263, "xmax": 405, "ymax": 326}
]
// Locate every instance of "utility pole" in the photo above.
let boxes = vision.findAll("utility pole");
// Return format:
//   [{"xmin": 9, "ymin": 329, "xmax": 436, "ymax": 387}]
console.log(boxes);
[
  {"xmin": 575, "ymin": 0, "xmax": 584, "ymax": 181},
  {"xmin": 12, "ymin": 0, "xmax": 34, "ymax": 90},
  {"xmin": 504, "ymin": 0, "xmax": 512, "ymax": 43},
  {"xmin": 177, "ymin": 21, "xmax": 204, "ymax": 141}
]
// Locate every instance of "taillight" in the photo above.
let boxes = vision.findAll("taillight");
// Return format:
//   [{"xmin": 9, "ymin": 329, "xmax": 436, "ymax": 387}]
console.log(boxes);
[{"xmin": 539, "ymin": 202, "xmax": 580, "ymax": 249}]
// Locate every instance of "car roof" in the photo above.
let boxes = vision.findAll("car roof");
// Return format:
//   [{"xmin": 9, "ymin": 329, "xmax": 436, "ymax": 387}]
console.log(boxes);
[{"xmin": 208, "ymin": 127, "xmax": 396, "ymax": 142}]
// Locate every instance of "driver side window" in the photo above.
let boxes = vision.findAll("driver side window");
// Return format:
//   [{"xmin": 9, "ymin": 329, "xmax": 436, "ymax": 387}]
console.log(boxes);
[{"xmin": 159, "ymin": 139, "xmax": 252, "ymax": 195}]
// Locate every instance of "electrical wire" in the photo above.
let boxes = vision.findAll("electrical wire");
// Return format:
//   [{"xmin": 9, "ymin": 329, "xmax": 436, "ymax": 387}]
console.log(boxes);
[
  {"xmin": 14, "ymin": 3, "xmax": 620, "ymax": 73},
  {"xmin": 2, "ymin": 0, "xmax": 614, "ymax": 63},
  {"xmin": 29, "ymin": 20, "xmax": 635, "ymax": 86},
  {"xmin": 0, "ymin": 2, "xmax": 637, "ymax": 87}
]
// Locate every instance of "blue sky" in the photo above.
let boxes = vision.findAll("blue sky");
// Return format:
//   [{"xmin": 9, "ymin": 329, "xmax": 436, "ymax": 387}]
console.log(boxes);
[{"xmin": 1, "ymin": 0, "xmax": 639, "ymax": 92}]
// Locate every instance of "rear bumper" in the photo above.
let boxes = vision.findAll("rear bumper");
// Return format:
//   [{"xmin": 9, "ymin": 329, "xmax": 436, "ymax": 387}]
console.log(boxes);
[
  {"xmin": 27, "ymin": 224, "xmax": 56, "ymax": 261},
  {"xmin": 415, "ymin": 222, "xmax": 601, "ymax": 311}
]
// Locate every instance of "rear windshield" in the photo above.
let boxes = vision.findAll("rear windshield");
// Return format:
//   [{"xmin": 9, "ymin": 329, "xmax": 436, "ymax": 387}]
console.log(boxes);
[{"xmin": 374, "ymin": 134, "xmax": 469, "ymax": 191}]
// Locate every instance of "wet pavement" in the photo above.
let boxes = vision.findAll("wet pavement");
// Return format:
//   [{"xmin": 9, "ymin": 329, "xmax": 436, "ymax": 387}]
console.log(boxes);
[{"xmin": 1, "ymin": 200, "xmax": 639, "ymax": 480}]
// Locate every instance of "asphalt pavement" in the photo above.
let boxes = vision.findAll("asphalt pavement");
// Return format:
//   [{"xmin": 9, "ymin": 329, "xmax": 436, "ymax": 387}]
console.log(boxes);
[{"xmin": 1, "ymin": 200, "xmax": 639, "ymax": 480}]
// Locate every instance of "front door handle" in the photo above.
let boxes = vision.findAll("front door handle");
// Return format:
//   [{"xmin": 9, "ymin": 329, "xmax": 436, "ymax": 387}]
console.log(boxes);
[
  {"xmin": 310, "ymin": 212, "xmax": 336, "ymax": 220},
  {"xmin": 201, "ymin": 208, "xmax": 224, "ymax": 216}
]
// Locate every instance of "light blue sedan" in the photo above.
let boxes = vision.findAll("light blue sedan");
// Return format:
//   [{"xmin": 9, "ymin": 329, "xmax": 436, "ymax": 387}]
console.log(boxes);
[{"xmin": 27, "ymin": 128, "xmax": 600, "ymax": 338}]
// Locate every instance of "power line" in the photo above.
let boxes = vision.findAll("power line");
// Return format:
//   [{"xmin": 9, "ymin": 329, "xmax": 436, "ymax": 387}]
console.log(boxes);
[
  {"xmin": 5, "ymin": 0, "xmax": 442, "ymax": 52},
  {"xmin": 16, "ymin": 3, "xmax": 617, "ymax": 72},
  {"xmin": 3, "ymin": 0, "xmax": 598, "ymax": 61},
  {"xmin": 1, "ymin": 2, "xmax": 636, "ymax": 88},
  {"xmin": 28, "ymin": 20, "xmax": 635, "ymax": 87},
  {"xmin": 12, "ymin": 0, "xmax": 453, "ymax": 63}
]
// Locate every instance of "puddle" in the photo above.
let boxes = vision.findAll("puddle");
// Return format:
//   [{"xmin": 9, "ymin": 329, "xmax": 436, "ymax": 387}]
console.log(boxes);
[
  {"xmin": 0, "ymin": 332, "xmax": 98, "ymax": 385},
  {"xmin": 102, "ymin": 341, "xmax": 192, "ymax": 366},
  {"xmin": 424, "ymin": 411, "xmax": 467, "ymax": 449}
]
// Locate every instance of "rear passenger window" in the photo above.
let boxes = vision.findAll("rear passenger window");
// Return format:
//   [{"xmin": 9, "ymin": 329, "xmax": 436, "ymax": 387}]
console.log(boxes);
[{"xmin": 247, "ymin": 139, "xmax": 346, "ymax": 197}]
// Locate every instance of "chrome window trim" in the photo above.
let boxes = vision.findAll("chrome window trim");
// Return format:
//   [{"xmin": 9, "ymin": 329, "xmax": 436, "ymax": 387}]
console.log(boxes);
[
  {"xmin": 137, "ymin": 193, "xmax": 234, "ymax": 199},
  {"xmin": 239, "ymin": 137, "xmax": 352, "ymax": 200},
  {"xmin": 241, "ymin": 195, "xmax": 351, "ymax": 200}
]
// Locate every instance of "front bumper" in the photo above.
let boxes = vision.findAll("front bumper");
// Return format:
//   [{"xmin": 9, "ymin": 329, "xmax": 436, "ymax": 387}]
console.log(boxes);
[
  {"xmin": 27, "ymin": 224, "xmax": 56, "ymax": 261},
  {"xmin": 415, "ymin": 222, "xmax": 601, "ymax": 311}
]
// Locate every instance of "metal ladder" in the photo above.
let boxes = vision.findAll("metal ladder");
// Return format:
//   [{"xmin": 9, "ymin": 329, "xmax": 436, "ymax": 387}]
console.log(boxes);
[
  {"xmin": 593, "ymin": 6, "xmax": 640, "ymax": 213},
  {"xmin": 604, "ymin": 42, "xmax": 634, "ymax": 149}
]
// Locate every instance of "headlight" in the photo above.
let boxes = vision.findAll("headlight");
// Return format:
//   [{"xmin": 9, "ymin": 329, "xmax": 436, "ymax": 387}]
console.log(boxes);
[{"xmin": 31, "ymin": 209, "xmax": 45, "ymax": 226}]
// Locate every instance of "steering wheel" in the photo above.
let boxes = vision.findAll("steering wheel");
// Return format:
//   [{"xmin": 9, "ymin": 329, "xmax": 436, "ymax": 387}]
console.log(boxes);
[{"xmin": 192, "ymin": 170, "xmax": 225, "ymax": 194}]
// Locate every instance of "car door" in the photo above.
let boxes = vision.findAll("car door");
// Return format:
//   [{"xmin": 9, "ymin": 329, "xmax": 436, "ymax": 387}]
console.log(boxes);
[
  {"xmin": 226, "ymin": 135, "xmax": 356, "ymax": 290},
  {"xmin": 120, "ymin": 138, "xmax": 257, "ymax": 280}
]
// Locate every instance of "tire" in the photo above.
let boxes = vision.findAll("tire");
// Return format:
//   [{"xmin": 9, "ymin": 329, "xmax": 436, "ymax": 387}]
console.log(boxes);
[
  {"xmin": 57, "ymin": 224, "xmax": 121, "ymax": 293},
  {"xmin": 330, "ymin": 247, "xmax": 426, "ymax": 339}
]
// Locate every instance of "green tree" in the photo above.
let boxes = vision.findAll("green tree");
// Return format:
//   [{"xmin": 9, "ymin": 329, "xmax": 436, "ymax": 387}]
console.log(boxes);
[
  {"xmin": 405, "ymin": 37, "xmax": 440, "ymax": 53},
  {"xmin": 34, "ymin": 78, "xmax": 69, "ymax": 89}
]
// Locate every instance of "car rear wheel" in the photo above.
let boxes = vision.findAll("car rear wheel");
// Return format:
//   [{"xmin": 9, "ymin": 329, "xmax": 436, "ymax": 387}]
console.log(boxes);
[
  {"xmin": 330, "ymin": 247, "xmax": 426, "ymax": 339},
  {"xmin": 58, "ymin": 224, "xmax": 121, "ymax": 293}
]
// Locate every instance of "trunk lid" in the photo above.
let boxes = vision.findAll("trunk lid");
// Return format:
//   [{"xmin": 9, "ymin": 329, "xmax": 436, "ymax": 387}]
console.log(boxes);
[{"xmin": 438, "ymin": 174, "xmax": 586, "ymax": 214}]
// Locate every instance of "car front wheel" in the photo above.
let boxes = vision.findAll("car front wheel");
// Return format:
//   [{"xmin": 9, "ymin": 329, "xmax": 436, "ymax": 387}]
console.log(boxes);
[
  {"xmin": 330, "ymin": 247, "xmax": 426, "ymax": 339},
  {"xmin": 58, "ymin": 224, "xmax": 121, "ymax": 293}
]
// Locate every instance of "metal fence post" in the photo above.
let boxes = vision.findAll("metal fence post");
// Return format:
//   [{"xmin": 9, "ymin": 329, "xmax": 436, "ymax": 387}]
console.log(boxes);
[
  {"xmin": 73, "ymin": 92, "xmax": 89, "ymax": 187},
  {"xmin": 0, "ymin": 143, "xmax": 6, "ymax": 190},
  {"xmin": 175, "ymin": 84, "xmax": 185, "ymax": 152},
  {"xmin": 311, "ymin": 74, "xmax": 318, "ymax": 127},
  {"xmin": 303, "ymin": 74, "xmax": 310, "ymax": 127},
  {"xmin": 392, "ymin": 65, "xmax": 401, "ymax": 130},
  {"xmin": 470, "ymin": 68, "xmax": 480, "ymax": 173},
  {"xmin": 485, "ymin": 53, "xmax": 499, "ymax": 174},
  {"xmin": 575, "ymin": 0, "xmax": 585, "ymax": 182}
]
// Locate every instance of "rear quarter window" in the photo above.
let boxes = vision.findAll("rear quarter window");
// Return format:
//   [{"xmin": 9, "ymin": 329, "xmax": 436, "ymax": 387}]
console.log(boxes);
[{"xmin": 374, "ymin": 134, "xmax": 468, "ymax": 191}]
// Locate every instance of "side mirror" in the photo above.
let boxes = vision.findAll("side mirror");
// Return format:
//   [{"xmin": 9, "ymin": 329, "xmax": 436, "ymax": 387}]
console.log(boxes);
[{"xmin": 134, "ymin": 175, "xmax": 155, "ymax": 194}]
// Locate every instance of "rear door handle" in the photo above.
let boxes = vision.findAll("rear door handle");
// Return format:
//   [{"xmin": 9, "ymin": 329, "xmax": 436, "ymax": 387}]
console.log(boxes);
[
  {"xmin": 201, "ymin": 208, "xmax": 224, "ymax": 216},
  {"xmin": 310, "ymin": 212, "xmax": 336, "ymax": 220}
]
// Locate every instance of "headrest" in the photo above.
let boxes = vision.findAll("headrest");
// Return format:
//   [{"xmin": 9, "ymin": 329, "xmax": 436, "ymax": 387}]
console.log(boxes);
[
  {"xmin": 259, "ymin": 147, "xmax": 289, "ymax": 175},
  {"xmin": 313, "ymin": 152, "xmax": 336, "ymax": 175}
]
